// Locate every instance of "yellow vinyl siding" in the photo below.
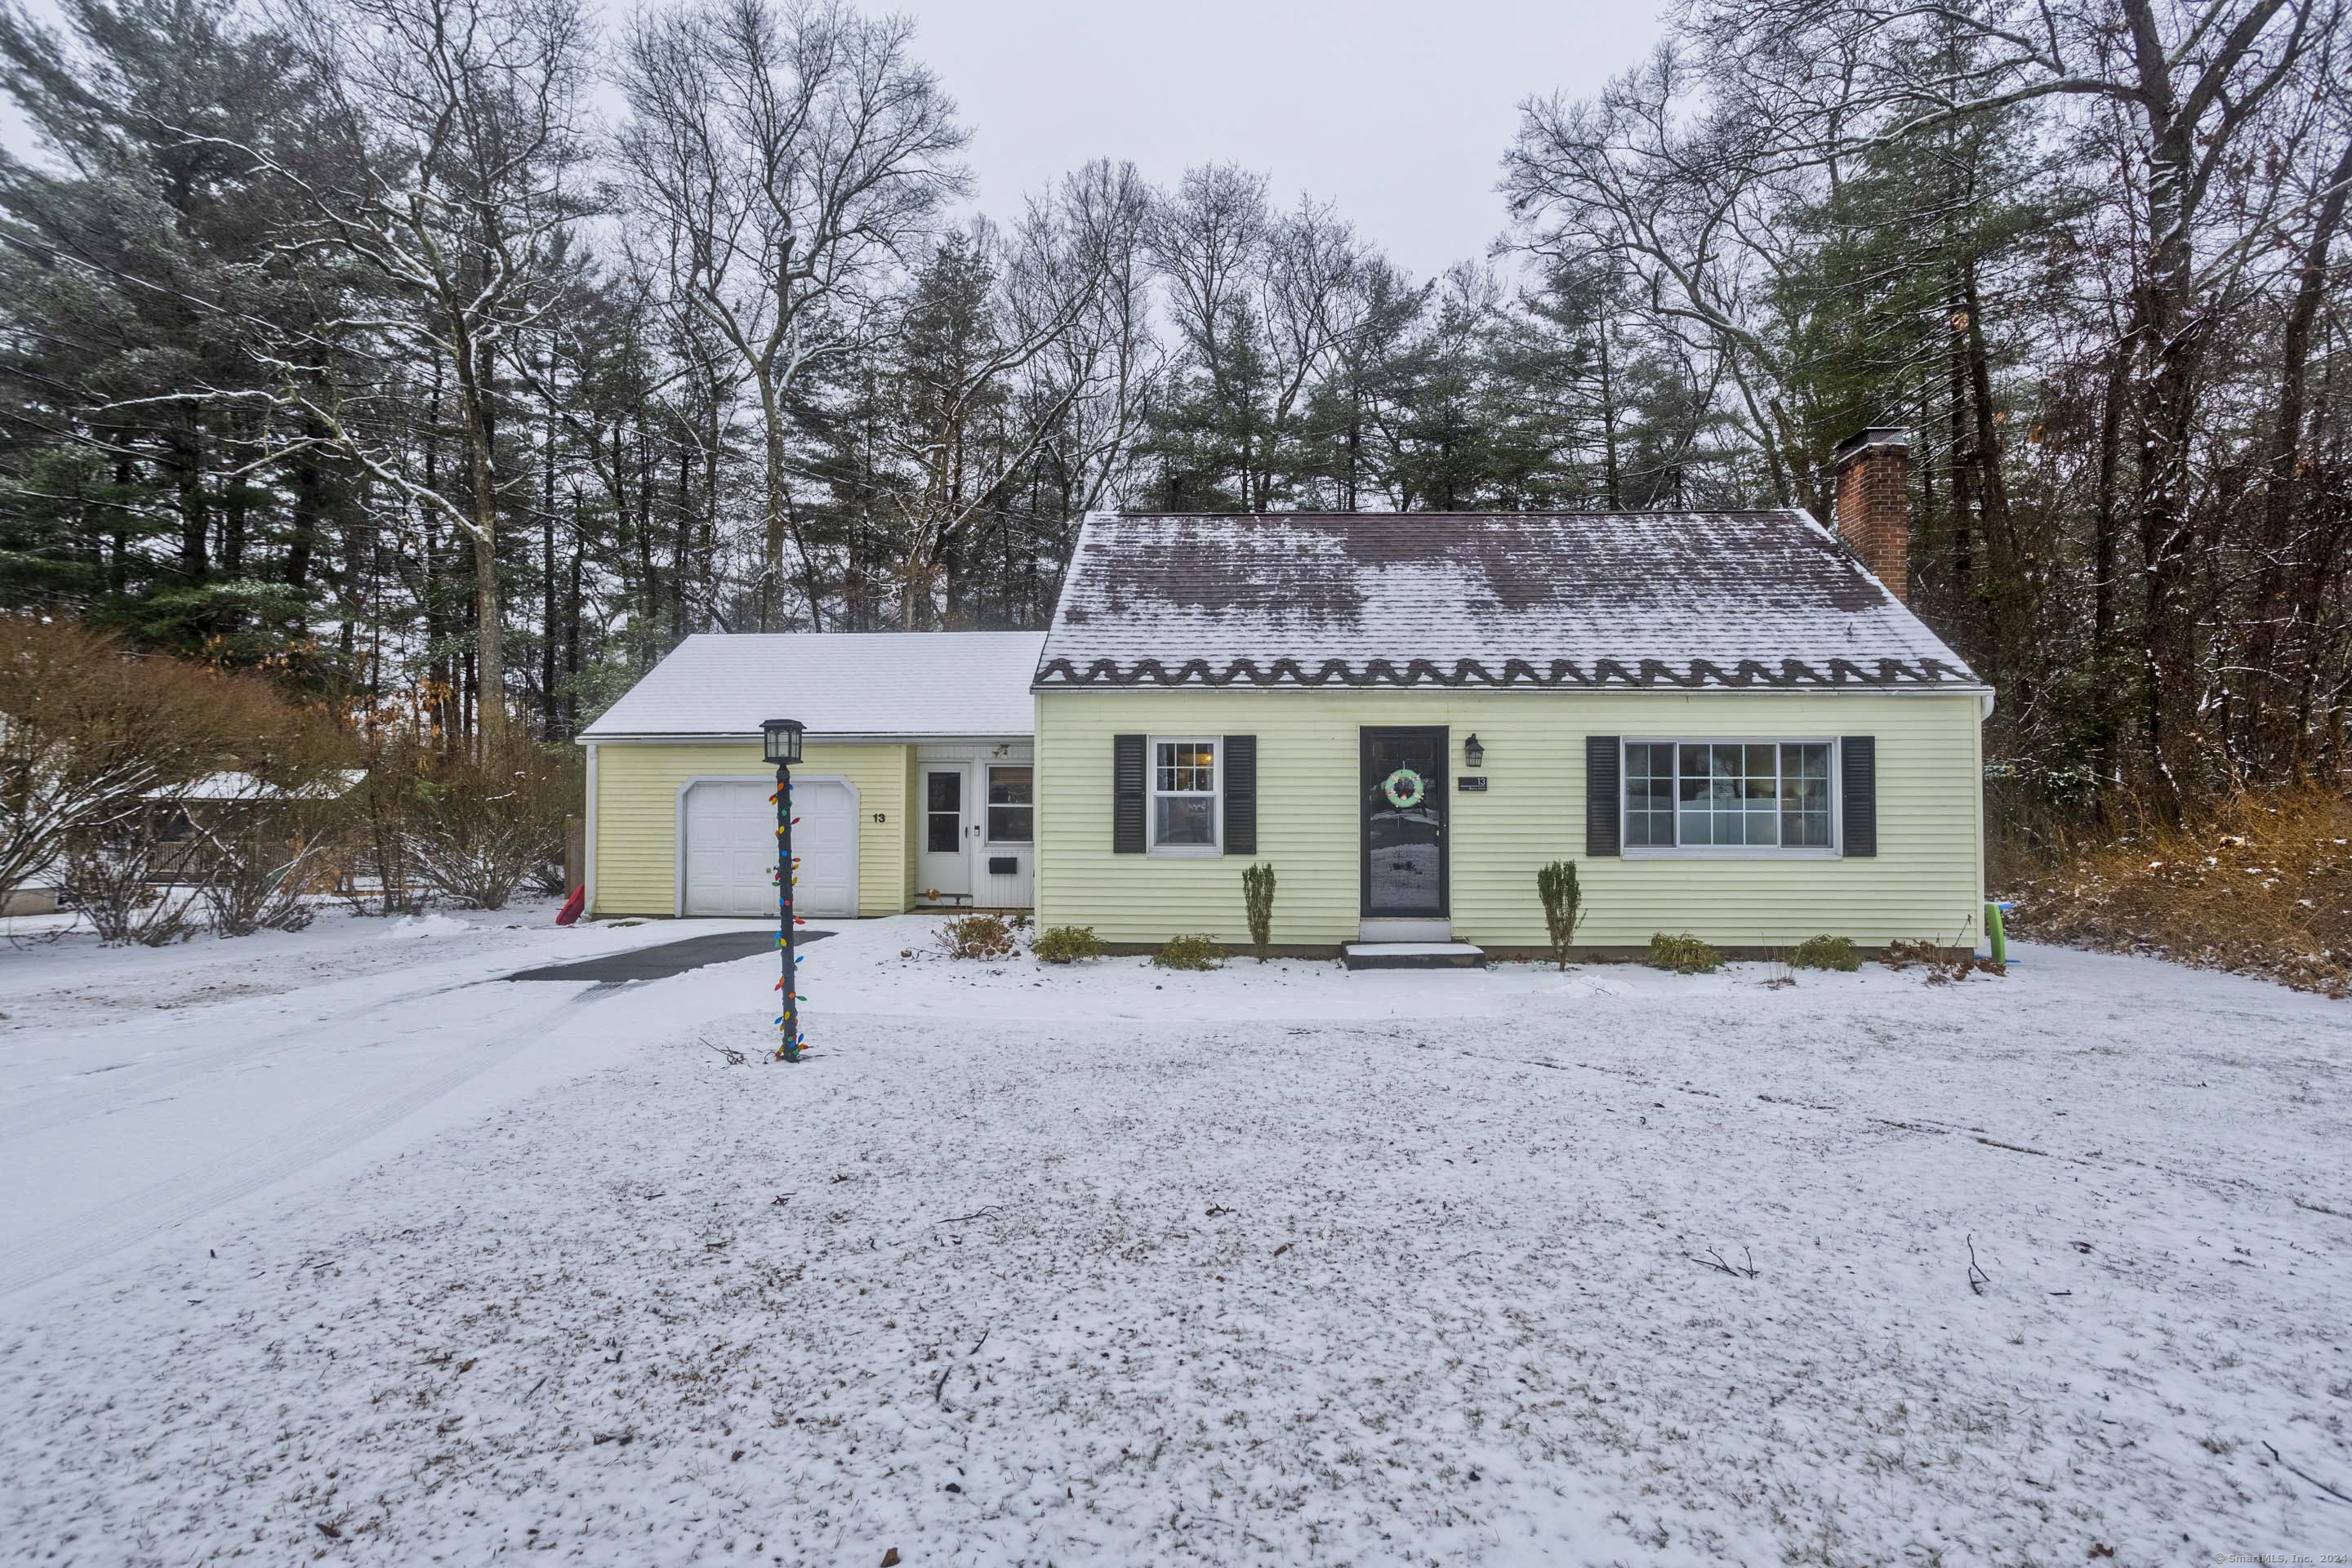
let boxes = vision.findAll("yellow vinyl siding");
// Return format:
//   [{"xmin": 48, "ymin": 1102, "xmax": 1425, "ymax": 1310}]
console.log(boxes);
[
  {"xmin": 1035, "ymin": 689, "xmax": 1984, "ymax": 950},
  {"xmin": 590, "ymin": 740, "xmax": 911, "ymax": 919}
]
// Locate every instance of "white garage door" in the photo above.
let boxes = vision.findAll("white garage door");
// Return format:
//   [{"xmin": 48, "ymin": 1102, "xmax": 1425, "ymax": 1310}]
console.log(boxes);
[{"xmin": 681, "ymin": 777, "xmax": 857, "ymax": 918}]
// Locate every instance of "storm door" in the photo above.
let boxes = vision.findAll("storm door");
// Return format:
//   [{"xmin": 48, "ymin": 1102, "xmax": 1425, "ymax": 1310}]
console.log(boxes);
[{"xmin": 1360, "ymin": 728, "xmax": 1448, "ymax": 919}]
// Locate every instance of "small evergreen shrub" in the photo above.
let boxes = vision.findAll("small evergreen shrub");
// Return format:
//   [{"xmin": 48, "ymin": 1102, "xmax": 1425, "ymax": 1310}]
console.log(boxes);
[
  {"xmin": 1153, "ymin": 933, "xmax": 1225, "ymax": 971},
  {"xmin": 1032, "ymin": 924, "xmax": 1103, "ymax": 964},
  {"xmin": 1646, "ymin": 931, "xmax": 1722, "ymax": 974},
  {"xmin": 1535, "ymin": 860, "xmax": 1586, "ymax": 970},
  {"xmin": 1241, "ymin": 862, "xmax": 1276, "ymax": 960},
  {"xmin": 938, "ymin": 912, "xmax": 1018, "ymax": 959},
  {"xmin": 1789, "ymin": 934, "xmax": 1861, "ymax": 971}
]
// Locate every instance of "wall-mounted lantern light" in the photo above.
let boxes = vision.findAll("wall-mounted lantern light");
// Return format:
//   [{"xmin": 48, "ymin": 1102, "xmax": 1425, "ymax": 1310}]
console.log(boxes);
[{"xmin": 1463, "ymin": 733, "xmax": 1485, "ymax": 769}]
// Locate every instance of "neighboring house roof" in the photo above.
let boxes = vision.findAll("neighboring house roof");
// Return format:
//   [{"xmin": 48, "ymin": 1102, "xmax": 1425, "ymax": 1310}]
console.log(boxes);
[
  {"xmin": 581, "ymin": 631, "xmax": 1048, "ymax": 740},
  {"xmin": 144, "ymin": 769, "xmax": 367, "ymax": 801},
  {"xmin": 1035, "ymin": 511, "xmax": 1980, "ymax": 691}
]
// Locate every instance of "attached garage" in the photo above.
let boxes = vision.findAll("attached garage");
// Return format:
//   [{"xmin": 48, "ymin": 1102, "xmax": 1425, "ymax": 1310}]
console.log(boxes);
[
  {"xmin": 579, "ymin": 631, "xmax": 1044, "ymax": 921},
  {"xmin": 679, "ymin": 775, "xmax": 858, "ymax": 917}
]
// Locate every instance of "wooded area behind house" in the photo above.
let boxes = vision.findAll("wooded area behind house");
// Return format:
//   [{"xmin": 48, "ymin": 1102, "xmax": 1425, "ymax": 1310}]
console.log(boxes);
[{"xmin": 1, "ymin": 0, "xmax": 2346, "ymax": 830}]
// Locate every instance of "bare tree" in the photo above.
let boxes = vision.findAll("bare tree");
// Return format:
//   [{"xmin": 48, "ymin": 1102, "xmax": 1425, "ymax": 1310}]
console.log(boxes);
[
  {"xmin": 1682, "ymin": 0, "xmax": 2341, "ymax": 795},
  {"xmin": 617, "ymin": 0, "xmax": 969, "ymax": 630},
  {"xmin": 160, "ymin": 0, "xmax": 603, "ymax": 753},
  {"xmin": 1040, "ymin": 159, "xmax": 1165, "ymax": 515},
  {"xmin": 1150, "ymin": 165, "xmax": 1391, "ymax": 510},
  {"xmin": 1505, "ymin": 48, "xmax": 1817, "ymax": 508}
]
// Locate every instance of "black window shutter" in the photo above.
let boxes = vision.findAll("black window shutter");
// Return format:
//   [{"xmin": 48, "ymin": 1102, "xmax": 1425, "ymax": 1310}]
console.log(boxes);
[
  {"xmin": 1113, "ymin": 734, "xmax": 1146, "ymax": 853},
  {"xmin": 1223, "ymin": 734, "xmax": 1257, "ymax": 856},
  {"xmin": 1585, "ymin": 735, "xmax": 1620, "ymax": 857},
  {"xmin": 1841, "ymin": 736, "xmax": 1877, "ymax": 857}
]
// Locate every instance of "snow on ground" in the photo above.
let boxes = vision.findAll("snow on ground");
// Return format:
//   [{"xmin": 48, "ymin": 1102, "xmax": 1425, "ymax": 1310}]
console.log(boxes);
[
  {"xmin": 0, "ymin": 903, "xmax": 769, "ymax": 1297},
  {"xmin": 1, "ymin": 914, "xmax": 2347, "ymax": 1566}
]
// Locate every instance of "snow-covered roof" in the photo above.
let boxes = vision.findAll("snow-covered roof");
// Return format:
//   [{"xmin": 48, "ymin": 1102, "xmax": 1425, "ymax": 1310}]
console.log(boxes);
[
  {"xmin": 581, "ymin": 631, "xmax": 1046, "ymax": 740},
  {"xmin": 1035, "ymin": 511, "xmax": 1980, "ymax": 690},
  {"xmin": 145, "ymin": 770, "xmax": 367, "ymax": 801}
]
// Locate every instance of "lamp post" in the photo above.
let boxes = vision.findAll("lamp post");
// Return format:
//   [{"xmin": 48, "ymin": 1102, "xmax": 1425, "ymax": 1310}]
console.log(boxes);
[{"xmin": 764, "ymin": 718, "xmax": 805, "ymax": 1062}]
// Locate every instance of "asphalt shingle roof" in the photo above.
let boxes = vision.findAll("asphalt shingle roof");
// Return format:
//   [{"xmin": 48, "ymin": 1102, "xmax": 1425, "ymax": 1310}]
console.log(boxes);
[
  {"xmin": 581, "ymin": 631, "xmax": 1045, "ymax": 739},
  {"xmin": 1035, "ymin": 511, "xmax": 1979, "ymax": 690}
]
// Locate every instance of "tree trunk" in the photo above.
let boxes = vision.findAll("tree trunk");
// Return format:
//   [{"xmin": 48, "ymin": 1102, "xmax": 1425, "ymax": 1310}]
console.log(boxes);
[
  {"xmin": 1962, "ymin": 260, "xmax": 2015, "ymax": 696},
  {"xmin": 172, "ymin": 420, "xmax": 207, "ymax": 581},
  {"xmin": 2247, "ymin": 131, "xmax": 2352, "ymax": 773},
  {"xmin": 220, "ymin": 416, "xmax": 247, "ymax": 582},
  {"xmin": 453, "ymin": 350, "xmax": 507, "ymax": 754},
  {"xmin": 1946, "ymin": 288, "xmax": 1976, "ymax": 607},
  {"xmin": 758, "ymin": 378, "xmax": 818, "ymax": 631},
  {"xmin": 541, "ymin": 400, "xmax": 559, "ymax": 738},
  {"xmin": 2090, "ymin": 327, "xmax": 2136, "ymax": 797},
  {"xmin": 1597, "ymin": 314, "xmax": 1622, "ymax": 510},
  {"xmin": 565, "ymin": 492, "xmax": 583, "ymax": 737},
  {"xmin": 671, "ymin": 443, "xmax": 689, "ymax": 642},
  {"xmin": 287, "ymin": 416, "xmax": 323, "ymax": 593}
]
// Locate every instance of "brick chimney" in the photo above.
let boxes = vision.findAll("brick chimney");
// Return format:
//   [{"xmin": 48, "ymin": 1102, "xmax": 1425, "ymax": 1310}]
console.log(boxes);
[{"xmin": 1831, "ymin": 426, "xmax": 1911, "ymax": 602}]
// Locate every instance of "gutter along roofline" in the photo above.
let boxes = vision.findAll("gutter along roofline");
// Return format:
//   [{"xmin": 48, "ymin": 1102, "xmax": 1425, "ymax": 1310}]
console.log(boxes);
[
  {"xmin": 1027, "ymin": 682, "xmax": 1996, "ymax": 699},
  {"xmin": 575, "ymin": 731, "xmax": 1035, "ymax": 746}
]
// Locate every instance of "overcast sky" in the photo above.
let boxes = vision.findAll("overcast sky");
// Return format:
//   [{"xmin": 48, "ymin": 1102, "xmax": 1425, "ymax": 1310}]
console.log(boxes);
[
  {"xmin": 884, "ymin": 0, "xmax": 1674, "ymax": 277},
  {"xmin": 889, "ymin": 0, "xmax": 1663, "ymax": 280},
  {"xmin": 0, "ymin": 0, "xmax": 1665, "ymax": 282}
]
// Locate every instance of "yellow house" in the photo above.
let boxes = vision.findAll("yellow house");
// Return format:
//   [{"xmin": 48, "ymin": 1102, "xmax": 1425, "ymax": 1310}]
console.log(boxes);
[
  {"xmin": 580, "ymin": 631, "xmax": 1045, "ymax": 920},
  {"xmin": 1031, "ymin": 430, "xmax": 1993, "ymax": 960},
  {"xmin": 581, "ymin": 431, "xmax": 1987, "ymax": 960}
]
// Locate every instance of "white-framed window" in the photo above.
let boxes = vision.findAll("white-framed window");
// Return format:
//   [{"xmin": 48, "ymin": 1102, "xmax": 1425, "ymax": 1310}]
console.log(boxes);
[
  {"xmin": 1149, "ymin": 737, "xmax": 1219, "ymax": 854},
  {"xmin": 986, "ymin": 764, "xmax": 1033, "ymax": 844},
  {"xmin": 1624, "ymin": 739, "xmax": 1837, "ymax": 855}
]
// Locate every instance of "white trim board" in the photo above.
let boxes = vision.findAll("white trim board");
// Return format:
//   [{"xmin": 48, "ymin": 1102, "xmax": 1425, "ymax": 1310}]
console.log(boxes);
[{"xmin": 583, "ymin": 742, "xmax": 599, "ymax": 914}]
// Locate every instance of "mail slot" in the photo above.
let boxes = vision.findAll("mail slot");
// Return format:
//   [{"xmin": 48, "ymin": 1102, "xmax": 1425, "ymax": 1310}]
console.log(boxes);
[{"xmin": 988, "ymin": 855, "xmax": 1018, "ymax": 875}]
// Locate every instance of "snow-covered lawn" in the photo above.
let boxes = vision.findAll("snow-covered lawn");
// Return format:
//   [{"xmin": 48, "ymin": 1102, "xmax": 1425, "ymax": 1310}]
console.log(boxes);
[{"xmin": 1, "ymin": 913, "xmax": 2346, "ymax": 1565}]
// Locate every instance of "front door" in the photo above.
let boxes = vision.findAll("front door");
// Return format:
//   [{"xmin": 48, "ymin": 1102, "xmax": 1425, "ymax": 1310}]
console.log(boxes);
[
  {"xmin": 918, "ymin": 764, "xmax": 973, "ymax": 901},
  {"xmin": 1361, "ymin": 728, "xmax": 1448, "ymax": 920}
]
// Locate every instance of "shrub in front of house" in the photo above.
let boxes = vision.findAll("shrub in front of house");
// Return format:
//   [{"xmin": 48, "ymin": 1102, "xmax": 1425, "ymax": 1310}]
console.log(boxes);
[
  {"xmin": 1789, "ymin": 934, "xmax": 1861, "ymax": 971},
  {"xmin": 1153, "ymin": 933, "xmax": 1225, "ymax": 971},
  {"xmin": 1033, "ymin": 924, "xmax": 1102, "ymax": 964},
  {"xmin": 1646, "ymin": 932, "xmax": 1722, "ymax": 974},
  {"xmin": 403, "ymin": 735, "xmax": 579, "ymax": 911},
  {"xmin": 938, "ymin": 912, "xmax": 1018, "ymax": 959},
  {"xmin": 1535, "ymin": 859, "xmax": 1586, "ymax": 970},
  {"xmin": 1241, "ymin": 863, "xmax": 1276, "ymax": 961}
]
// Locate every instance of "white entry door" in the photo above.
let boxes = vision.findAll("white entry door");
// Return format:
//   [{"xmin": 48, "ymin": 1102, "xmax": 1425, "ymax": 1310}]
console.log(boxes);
[
  {"xmin": 682, "ymin": 777, "xmax": 857, "ymax": 918},
  {"xmin": 917, "ymin": 764, "xmax": 972, "ymax": 901}
]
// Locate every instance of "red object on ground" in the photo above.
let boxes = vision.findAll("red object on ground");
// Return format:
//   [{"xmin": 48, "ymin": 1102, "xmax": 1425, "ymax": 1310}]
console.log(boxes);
[{"xmin": 555, "ymin": 886, "xmax": 586, "ymax": 925}]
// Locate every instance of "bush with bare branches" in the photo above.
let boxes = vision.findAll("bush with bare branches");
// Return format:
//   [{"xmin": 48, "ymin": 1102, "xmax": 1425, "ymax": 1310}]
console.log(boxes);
[
  {"xmin": 1, "ymin": 619, "xmax": 358, "ymax": 937},
  {"xmin": 61, "ymin": 813, "xmax": 210, "ymax": 945},
  {"xmin": 400, "ymin": 737, "xmax": 577, "ymax": 910}
]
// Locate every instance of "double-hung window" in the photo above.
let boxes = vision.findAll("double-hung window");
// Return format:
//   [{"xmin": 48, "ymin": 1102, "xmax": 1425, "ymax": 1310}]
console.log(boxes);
[
  {"xmin": 1149, "ymin": 738, "xmax": 1218, "ymax": 853},
  {"xmin": 1624, "ymin": 740, "xmax": 1835, "ymax": 853}
]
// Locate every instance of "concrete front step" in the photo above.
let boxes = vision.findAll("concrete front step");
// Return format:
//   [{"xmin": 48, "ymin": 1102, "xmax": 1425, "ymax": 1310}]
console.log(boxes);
[{"xmin": 1342, "ymin": 942, "xmax": 1488, "ymax": 971}]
